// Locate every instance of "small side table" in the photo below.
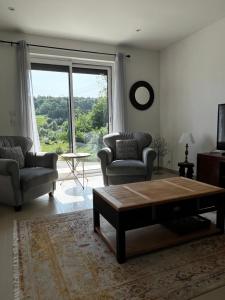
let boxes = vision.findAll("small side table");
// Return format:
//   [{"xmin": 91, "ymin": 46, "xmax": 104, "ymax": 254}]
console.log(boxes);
[
  {"xmin": 178, "ymin": 162, "xmax": 194, "ymax": 179},
  {"xmin": 61, "ymin": 153, "xmax": 90, "ymax": 189}
]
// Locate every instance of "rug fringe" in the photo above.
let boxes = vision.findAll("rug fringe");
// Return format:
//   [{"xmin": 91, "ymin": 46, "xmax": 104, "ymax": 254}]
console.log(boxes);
[{"xmin": 13, "ymin": 220, "xmax": 21, "ymax": 300}]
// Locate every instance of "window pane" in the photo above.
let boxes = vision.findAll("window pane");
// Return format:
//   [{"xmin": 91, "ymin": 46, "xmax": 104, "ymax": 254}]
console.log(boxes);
[
  {"xmin": 31, "ymin": 69, "xmax": 71, "ymax": 155},
  {"xmin": 72, "ymin": 70, "xmax": 109, "ymax": 171}
]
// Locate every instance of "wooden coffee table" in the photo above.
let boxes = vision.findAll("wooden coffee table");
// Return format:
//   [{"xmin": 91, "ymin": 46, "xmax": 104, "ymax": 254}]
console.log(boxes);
[{"xmin": 93, "ymin": 177, "xmax": 225, "ymax": 263}]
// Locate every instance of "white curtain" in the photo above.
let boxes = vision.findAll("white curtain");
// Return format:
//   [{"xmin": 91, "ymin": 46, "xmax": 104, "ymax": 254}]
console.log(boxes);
[
  {"xmin": 17, "ymin": 40, "xmax": 40, "ymax": 152},
  {"xmin": 112, "ymin": 52, "xmax": 126, "ymax": 132}
]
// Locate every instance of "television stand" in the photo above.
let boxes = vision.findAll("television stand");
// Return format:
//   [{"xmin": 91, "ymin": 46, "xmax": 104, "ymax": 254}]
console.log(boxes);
[{"xmin": 197, "ymin": 152, "xmax": 225, "ymax": 186}]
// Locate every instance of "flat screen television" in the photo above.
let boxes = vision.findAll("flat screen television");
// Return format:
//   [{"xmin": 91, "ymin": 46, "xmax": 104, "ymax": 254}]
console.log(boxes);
[{"xmin": 217, "ymin": 104, "xmax": 225, "ymax": 150}]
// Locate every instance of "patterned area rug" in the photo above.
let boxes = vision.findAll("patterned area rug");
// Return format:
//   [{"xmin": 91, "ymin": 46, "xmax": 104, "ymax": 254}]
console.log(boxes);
[{"xmin": 13, "ymin": 210, "xmax": 225, "ymax": 300}]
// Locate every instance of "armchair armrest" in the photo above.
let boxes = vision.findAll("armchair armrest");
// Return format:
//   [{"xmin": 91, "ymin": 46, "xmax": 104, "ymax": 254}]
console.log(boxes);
[
  {"xmin": 97, "ymin": 147, "xmax": 113, "ymax": 166},
  {"xmin": 97, "ymin": 147, "xmax": 113, "ymax": 186},
  {"xmin": 142, "ymin": 147, "xmax": 157, "ymax": 163},
  {"xmin": 0, "ymin": 159, "xmax": 20, "ymax": 189},
  {"xmin": 26, "ymin": 152, "xmax": 58, "ymax": 169},
  {"xmin": 142, "ymin": 147, "xmax": 156, "ymax": 179}
]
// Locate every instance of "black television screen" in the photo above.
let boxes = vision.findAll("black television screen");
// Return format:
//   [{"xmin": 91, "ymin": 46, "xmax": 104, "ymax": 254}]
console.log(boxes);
[{"xmin": 217, "ymin": 104, "xmax": 225, "ymax": 150}]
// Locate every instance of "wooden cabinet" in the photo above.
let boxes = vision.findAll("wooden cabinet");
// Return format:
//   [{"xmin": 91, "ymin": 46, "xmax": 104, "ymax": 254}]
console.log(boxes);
[{"xmin": 197, "ymin": 152, "xmax": 225, "ymax": 187}]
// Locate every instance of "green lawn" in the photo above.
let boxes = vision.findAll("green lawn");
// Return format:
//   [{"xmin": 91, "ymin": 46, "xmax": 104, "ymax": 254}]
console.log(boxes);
[
  {"xmin": 36, "ymin": 115, "xmax": 48, "ymax": 127},
  {"xmin": 40, "ymin": 142, "xmax": 69, "ymax": 153},
  {"xmin": 40, "ymin": 141, "xmax": 97, "ymax": 161}
]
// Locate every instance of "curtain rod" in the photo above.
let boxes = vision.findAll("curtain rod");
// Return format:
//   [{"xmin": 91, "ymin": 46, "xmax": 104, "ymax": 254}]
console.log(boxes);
[{"xmin": 0, "ymin": 39, "xmax": 131, "ymax": 58}]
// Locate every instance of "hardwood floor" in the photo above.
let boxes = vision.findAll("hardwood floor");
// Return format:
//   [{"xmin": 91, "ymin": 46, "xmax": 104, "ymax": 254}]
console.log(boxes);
[{"xmin": 0, "ymin": 172, "xmax": 224, "ymax": 300}]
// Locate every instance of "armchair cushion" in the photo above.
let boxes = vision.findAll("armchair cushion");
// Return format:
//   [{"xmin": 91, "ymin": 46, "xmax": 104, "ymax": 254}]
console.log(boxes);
[
  {"xmin": 25, "ymin": 152, "xmax": 58, "ymax": 169},
  {"xmin": 106, "ymin": 160, "xmax": 146, "ymax": 176},
  {"xmin": 0, "ymin": 136, "xmax": 32, "ymax": 155},
  {"xmin": 104, "ymin": 132, "xmax": 152, "ymax": 160},
  {"xmin": 116, "ymin": 139, "xmax": 138, "ymax": 160},
  {"xmin": 20, "ymin": 167, "xmax": 58, "ymax": 192},
  {"xmin": 0, "ymin": 146, "xmax": 25, "ymax": 168}
]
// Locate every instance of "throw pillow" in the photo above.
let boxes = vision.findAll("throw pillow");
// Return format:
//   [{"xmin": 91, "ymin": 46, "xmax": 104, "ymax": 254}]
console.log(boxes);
[
  {"xmin": 116, "ymin": 139, "xmax": 138, "ymax": 160},
  {"xmin": 0, "ymin": 146, "xmax": 25, "ymax": 168}
]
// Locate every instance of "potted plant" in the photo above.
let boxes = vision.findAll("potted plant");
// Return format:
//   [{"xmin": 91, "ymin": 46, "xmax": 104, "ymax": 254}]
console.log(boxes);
[{"xmin": 152, "ymin": 136, "xmax": 168, "ymax": 174}]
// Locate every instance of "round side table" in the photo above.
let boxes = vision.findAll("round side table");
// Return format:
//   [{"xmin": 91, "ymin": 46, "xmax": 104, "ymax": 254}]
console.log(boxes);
[
  {"xmin": 178, "ymin": 162, "xmax": 194, "ymax": 179},
  {"xmin": 61, "ymin": 152, "xmax": 91, "ymax": 189}
]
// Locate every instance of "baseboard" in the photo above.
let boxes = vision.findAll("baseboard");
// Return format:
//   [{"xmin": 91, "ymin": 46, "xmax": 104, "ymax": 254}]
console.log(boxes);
[
  {"xmin": 153, "ymin": 167, "xmax": 179, "ymax": 175},
  {"xmin": 162, "ymin": 167, "xmax": 179, "ymax": 175},
  {"xmin": 155, "ymin": 167, "xmax": 198, "ymax": 180}
]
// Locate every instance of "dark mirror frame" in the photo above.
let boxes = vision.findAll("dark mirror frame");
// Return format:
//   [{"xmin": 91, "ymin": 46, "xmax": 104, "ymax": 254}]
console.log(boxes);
[{"xmin": 129, "ymin": 81, "xmax": 154, "ymax": 110}]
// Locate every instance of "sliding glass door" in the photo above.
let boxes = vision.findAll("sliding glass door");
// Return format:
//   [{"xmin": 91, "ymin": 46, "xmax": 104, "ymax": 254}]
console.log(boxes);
[
  {"xmin": 31, "ymin": 61, "xmax": 110, "ymax": 173},
  {"xmin": 72, "ymin": 66, "xmax": 109, "ymax": 170},
  {"xmin": 31, "ymin": 64, "xmax": 72, "ymax": 155}
]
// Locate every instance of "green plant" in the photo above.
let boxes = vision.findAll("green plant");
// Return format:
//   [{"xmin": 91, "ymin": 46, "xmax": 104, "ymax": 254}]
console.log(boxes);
[
  {"xmin": 152, "ymin": 136, "xmax": 168, "ymax": 171},
  {"xmin": 55, "ymin": 146, "xmax": 64, "ymax": 155}
]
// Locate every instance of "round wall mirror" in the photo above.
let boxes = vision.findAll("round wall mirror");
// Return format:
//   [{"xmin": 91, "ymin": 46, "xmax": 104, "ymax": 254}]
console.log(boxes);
[
  {"xmin": 129, "ymin": 81, "xmax": 154, "ymax": 110},
  {"xmin": 135, "ymin": 86, "xmax": 150, "ymax": 105}
]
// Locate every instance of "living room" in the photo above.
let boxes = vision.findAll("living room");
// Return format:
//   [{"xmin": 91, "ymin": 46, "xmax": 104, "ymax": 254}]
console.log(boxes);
[{"xmin": 1, "ymin": 0, "xmax": 225, "ymax": 299}]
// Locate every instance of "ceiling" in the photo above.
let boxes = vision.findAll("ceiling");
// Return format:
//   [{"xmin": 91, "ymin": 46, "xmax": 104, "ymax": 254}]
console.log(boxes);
[{"xmin": 1, "ymin": 0, "xmax": 225, "ymax": 50}]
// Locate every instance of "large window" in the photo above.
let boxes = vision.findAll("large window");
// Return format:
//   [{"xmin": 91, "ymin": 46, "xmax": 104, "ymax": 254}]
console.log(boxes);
[{"xmin": 31, "ymin": 62, "xmax": 111, "ymax": 172}]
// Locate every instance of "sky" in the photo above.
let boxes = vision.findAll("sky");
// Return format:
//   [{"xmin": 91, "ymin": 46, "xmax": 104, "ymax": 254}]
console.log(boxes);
[{"xmin": 31, "ymin": 70, "xmax": 106, "ymax": 98}]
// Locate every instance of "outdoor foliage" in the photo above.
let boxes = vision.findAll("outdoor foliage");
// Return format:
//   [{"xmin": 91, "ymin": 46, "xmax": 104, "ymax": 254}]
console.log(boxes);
[{"xmin": 34, "ymin": 95, "xmax": 108, "ymax": 160}]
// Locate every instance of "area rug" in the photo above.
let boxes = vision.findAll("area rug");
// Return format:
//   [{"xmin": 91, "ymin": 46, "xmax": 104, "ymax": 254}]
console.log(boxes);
[{"xmin": 13, "ymin": 209, "xmax": 225, "ymax": 300}]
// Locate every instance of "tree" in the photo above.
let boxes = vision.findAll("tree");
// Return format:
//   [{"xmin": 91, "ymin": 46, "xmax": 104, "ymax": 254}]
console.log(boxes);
[
  {"xmin": 90, "ymin": 96, "xmax": 108, "ymax": 129},
  {"xmin": 33, "ymin": 92, "xmax": 109, "ymax": 159}
]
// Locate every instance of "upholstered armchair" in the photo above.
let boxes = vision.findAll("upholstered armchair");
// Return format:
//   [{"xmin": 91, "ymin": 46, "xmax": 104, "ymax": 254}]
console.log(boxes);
[
  {"xmin": 0, "ymin": 136, "xmax": 58, "ymax": 210},
  {"xmin": 98, "ymin": 132, "xmax": 156, "ymax": 186}
]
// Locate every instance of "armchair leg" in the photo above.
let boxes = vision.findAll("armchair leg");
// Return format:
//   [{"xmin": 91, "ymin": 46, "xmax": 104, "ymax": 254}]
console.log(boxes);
[
  {"xmin": 49, "ymin": 182, "xmax": 56, "ymax": 198},
  {"xmin": 14, "ymin": 205, "xmax": 22, "ymax": 212},
  {"xmin": 49, "ymin": 191, "xmax": 54, "ymax": 198}
]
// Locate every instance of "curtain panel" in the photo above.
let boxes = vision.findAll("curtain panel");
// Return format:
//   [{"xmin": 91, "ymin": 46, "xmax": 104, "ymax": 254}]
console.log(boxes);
[
  {"xmin": 112, "ymin": 53, "xmax": 127, "ymax": 132},
  {"xmin": 17, "ymin": 40, "xmax": 40, "ymax": 152}
]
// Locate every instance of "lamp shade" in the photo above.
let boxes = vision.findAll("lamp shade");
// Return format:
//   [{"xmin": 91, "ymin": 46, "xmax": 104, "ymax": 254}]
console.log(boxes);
[{"xmin": 178, "ymin": 133, "xmax": 195, "ymax": 144}]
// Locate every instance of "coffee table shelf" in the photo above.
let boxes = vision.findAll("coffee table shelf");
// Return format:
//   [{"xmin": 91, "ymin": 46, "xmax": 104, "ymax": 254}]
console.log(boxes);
[{"xmin": 96, "ymin": 218, "xmax": 220, "ymax": 259}]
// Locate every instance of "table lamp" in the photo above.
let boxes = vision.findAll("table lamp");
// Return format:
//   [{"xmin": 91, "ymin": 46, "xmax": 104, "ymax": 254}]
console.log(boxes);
[{"xmin": 179, "ymin": 133, "xmax": 195, "ymax": 163}]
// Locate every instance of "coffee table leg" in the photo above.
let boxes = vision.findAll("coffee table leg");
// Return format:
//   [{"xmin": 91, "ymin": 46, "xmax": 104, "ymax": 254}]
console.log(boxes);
[
  {"xmin": 216, "ymin": 200, "xmax": 225, "ymax": 233},
  {"xmin": 93, "ymin": 208, "xmax": 100, "ymax": 233},
  {"xmin": 116, "ymin": 229, "xmax": 126, "ymax": 264}
]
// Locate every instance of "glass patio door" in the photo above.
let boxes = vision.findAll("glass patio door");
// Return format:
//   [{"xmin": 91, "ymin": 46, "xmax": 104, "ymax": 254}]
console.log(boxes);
[
  {"xmin": 31, "ymin": 61, "xmax": 110, "ymax": 173},
  {"xmin": 31, "ymin": 63, "xmax": 72, "ymax": 172},
  {"xmin": 72, "ymin": 66, "xmax": 109, "ymax": 171}
]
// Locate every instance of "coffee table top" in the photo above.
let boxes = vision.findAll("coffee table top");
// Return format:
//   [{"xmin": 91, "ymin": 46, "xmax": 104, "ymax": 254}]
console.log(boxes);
[{"xmin": 94, "ymin": 177, "xmax": 225, "ymax": 211}]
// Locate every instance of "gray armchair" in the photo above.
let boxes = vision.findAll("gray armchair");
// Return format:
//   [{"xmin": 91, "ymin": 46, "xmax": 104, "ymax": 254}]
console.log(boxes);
[
  {"xmin": 98, "ymin": 132, "xmax": 156, "ymax": 186},
  {"xmin": 0, "ymin": 136, "xmax": 58, "ymax": 210}
]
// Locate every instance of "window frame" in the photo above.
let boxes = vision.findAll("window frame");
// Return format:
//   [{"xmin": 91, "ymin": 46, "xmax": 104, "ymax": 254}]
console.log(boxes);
[{"xmin": 30, "ymin": 57, "xmax": 113, "ymax": 156}]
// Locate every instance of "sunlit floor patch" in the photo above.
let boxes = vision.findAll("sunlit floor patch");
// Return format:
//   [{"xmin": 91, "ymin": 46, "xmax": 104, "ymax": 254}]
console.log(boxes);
[{"xmin": 55, "ymin": 176, "xmax": 103, "ymax": 204}]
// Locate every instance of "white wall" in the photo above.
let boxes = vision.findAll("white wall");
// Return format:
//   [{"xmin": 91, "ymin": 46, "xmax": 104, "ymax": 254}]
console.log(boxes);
[
  {"xmin": 160, "ymin": 17, "xmax": 225, "ymax": 171},
  {"xmin": 125, "ymin": 47, "xmax": 159, "ymax": 134},
  {"xmin": 0, "ymin": 31, "xmax": 160, "ymax": 137}
]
